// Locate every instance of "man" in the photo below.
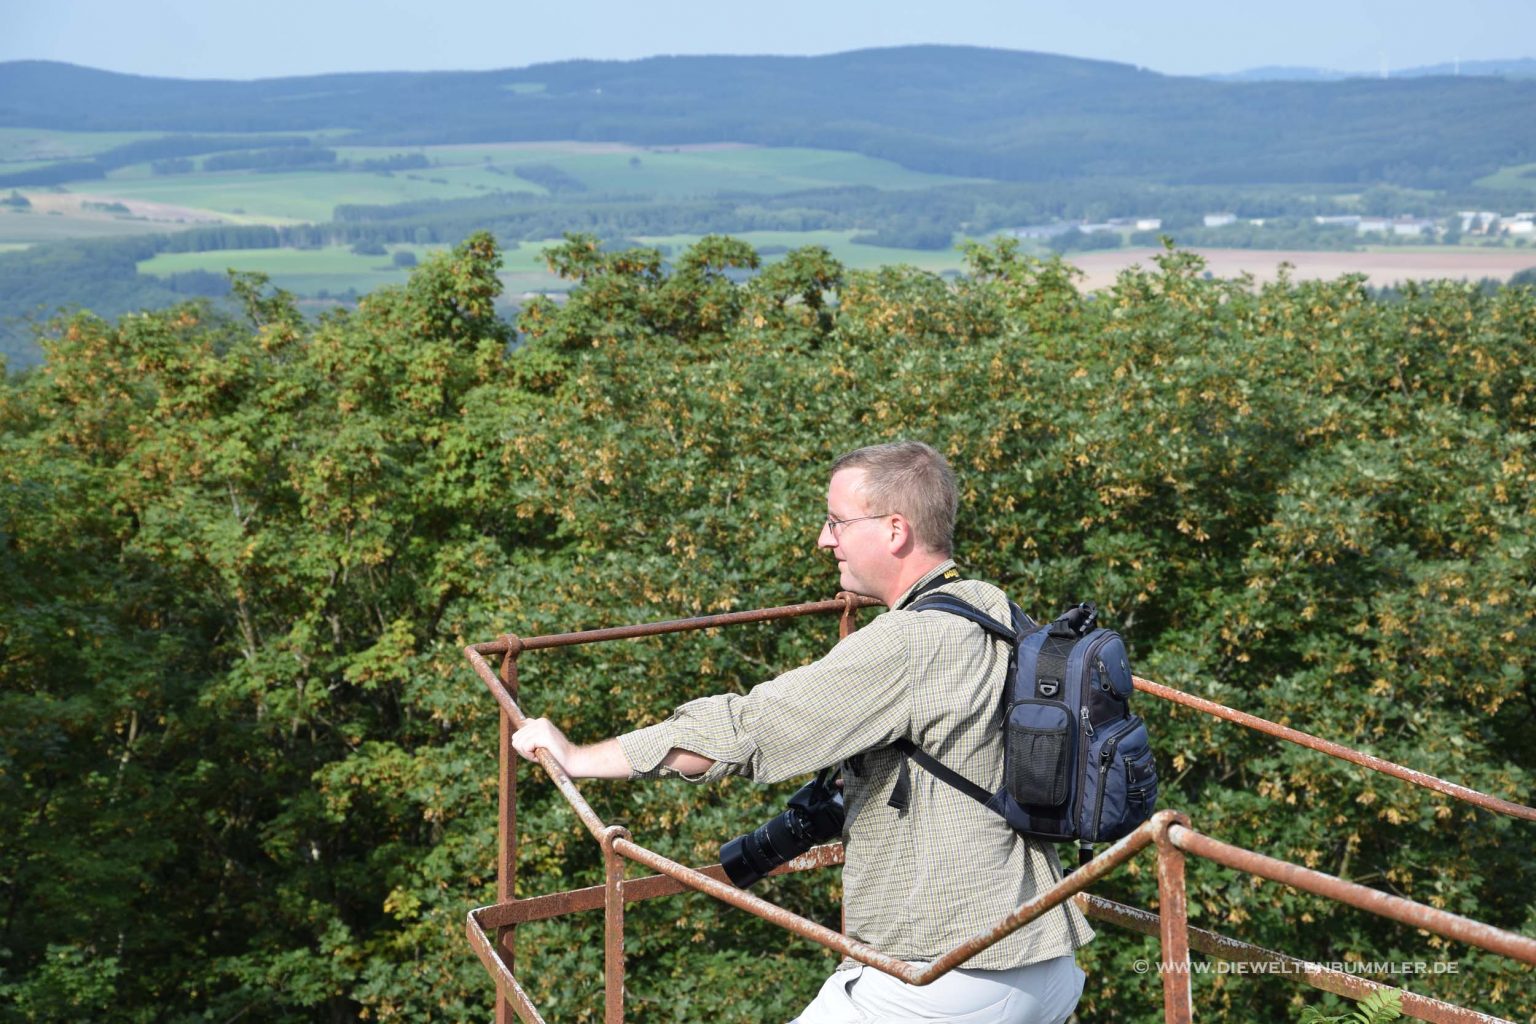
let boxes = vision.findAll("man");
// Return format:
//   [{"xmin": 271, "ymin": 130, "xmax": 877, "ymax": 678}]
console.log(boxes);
[{"xmin": 512, "ymin": 440, "xmax": 1090, "ymax": 1023}]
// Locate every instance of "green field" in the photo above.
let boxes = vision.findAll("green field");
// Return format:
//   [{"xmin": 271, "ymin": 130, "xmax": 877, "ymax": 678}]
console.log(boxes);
[
  {"xmin": 135, "ymin": 231, "xmax": 998, "ymax": 300},
  {"xmin": 0, "ymin": 127, "xmax": 348, "ymax": 167},
  {"xmin": 358, "ymin": 142, "xmax": 982, "ymax": 197},
  {"xmin": 138, "ymin": 242, "xmax": 579, "ymax": 295},
  {"xmin": 141, "ymin": 244, "xmax": 455, "ymax": 294},
  {"xmin": 11, "ymin": 136, "xmax": 986, "ymax": 234},
  {"xmin": 93, "ymin": 166, "xmax": 501, "ymax": 224},
  {"xmin": 0, "ymin": 160, "xmax": 72, "ymax": 177},
  {"xmin": 0, "ymin": 205, "xmax": 211, "ymax": 244},
  {"xmin": 0, "ymin": 127, "xmax": 165, "ymax": 163},
  {"xmin": 1472, "ymin": 162, "xmax": 1536, "ymax": 194}
]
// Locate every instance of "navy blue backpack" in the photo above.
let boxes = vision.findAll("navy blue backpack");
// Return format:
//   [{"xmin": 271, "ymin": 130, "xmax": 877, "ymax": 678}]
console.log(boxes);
[{"xmin": 890, "ymin": 591, "xmax": 1158, "ymax": 865}]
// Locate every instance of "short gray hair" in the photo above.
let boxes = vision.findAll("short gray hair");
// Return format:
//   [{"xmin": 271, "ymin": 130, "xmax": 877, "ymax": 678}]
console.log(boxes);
[{"xmin": 830, "ymin": 440, "xmax": 957, "ymax": 556}]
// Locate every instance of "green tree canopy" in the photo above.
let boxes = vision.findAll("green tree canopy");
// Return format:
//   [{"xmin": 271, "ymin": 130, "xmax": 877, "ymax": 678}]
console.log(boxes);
[{"xmin": 2, "ymin": 233, "xmax": 1532, "ymax": 1022}]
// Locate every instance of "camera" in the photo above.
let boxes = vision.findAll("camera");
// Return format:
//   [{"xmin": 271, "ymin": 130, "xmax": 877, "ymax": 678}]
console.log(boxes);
[{"xmin": 719, "ymin": 768, "xmax": 844, "ymax": 888}]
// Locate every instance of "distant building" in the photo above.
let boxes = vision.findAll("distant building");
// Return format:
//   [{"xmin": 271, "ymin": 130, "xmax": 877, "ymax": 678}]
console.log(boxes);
[
  {"xmin": 1204, "ymin": 213, "xmax": 1237, "ymax": 228},
  {"xmin": 1007, "ymin": 222, "xmax": 1077, "ymax": 239},
  {"xmin": 1507, "ymin": 213, "xmax": 1535, "ymax": 236},
  {"xmin": 1457, "ymin": 210, "xmax": 1500, "ymax": 234},
  {"xmin": 1315, "ymin": 215, "xmax": 1362, "ymax": 226},
  {"xmin": 1392, "ymin": 218, "xmax": 1435, "ymax": 237},
  {"xmin": 1009, "ymin": 216, "xmax": 1159, "ymax": 239},
  {"xmin": 1358, "ymin": 216, "xmax": 1436, "ymax": 237}
]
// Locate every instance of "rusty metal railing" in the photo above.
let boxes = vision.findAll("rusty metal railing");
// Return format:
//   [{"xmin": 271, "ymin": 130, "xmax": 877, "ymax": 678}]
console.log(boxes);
[{"xmin": 462, "ymin": 594, "xmax": 1535, "ymax": 1024}]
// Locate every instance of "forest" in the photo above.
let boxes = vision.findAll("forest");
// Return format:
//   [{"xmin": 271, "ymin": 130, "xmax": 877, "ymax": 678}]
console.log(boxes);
[
  {"xmin": 1, "ymin": 233, "xmax": 1532, "ymax": 1022},
  {"xmin": 5, "ymin": 51, "xmax": 1536, "ymax": 189}
]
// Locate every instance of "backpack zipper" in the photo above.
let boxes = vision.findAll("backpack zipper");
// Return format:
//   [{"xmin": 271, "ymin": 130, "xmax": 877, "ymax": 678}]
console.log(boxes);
[
  {"xmin": 1070, "ymin": 633, "xmax": 1116, "ymax": 829},
  {"xmin": 1073, "ymin": 707, "xmax": 1093, "ymax": 829},
  {"xmin": 1089, "ymin": 716, "xmax": 1141, "ymax": 837}
]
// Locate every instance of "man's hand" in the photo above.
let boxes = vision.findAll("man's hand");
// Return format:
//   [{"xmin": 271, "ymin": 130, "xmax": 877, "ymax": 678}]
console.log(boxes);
[
  {"xmin": 511, "ymin": 718, "xmax": 633, "ymax": 779},
  {"xmin": 511, "ymin": 717, "xmax": 576, "ymax": 772}
]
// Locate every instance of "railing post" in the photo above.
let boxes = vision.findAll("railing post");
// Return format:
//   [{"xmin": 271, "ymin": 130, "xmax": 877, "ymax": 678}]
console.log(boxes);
[
  {"xmin": 837, "ymin": 591, "xmax": 861, "ymax": 639},
  {"xmin": 1154, "ymin": 811, "xmax": 1194, "ymax": 1024},
  {"xmin": 602, "ymin": 826, "xmax": 631, "ymax": 1024},
  {"xmin": 497, "ymin": 636, "xmax": 524, "ymax": 1024}
]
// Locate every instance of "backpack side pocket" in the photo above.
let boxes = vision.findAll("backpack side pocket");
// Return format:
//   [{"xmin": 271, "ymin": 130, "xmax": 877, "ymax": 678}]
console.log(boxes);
[{"xmin": 1006, "ymin": 700, "xmax": 1074, "ymax": 808}]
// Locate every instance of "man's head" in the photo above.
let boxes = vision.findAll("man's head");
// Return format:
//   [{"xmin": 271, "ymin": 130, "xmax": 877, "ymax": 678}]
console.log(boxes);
[{"xmin": 818, "ymin": 441, "xmax": 957, "ymax": 603}]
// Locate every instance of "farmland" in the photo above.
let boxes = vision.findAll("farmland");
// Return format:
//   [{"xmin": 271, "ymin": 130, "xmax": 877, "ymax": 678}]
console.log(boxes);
[
  {"xmin": 5, "ymin": 50, "xmax": 1536, "ymax": 370},
  {"xmin": 3, "ymin": 138, "xmax": 982, "ymax": 229}
]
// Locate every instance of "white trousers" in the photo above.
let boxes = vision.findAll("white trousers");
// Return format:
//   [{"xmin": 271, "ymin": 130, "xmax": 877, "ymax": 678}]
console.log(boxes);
[{"xmin": 789, "ymin": 955, "xmax": 1084, "ymax": 1024}]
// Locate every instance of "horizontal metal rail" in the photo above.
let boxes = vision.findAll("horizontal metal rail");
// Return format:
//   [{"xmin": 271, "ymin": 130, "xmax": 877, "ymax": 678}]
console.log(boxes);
[
  {"xmin": 1169, "ymin": 826, "xmax": 1536, "ymax": 966},
  {"xmin": 475, "ymin": 845, "xmax": 847, "ymax": 930},
  {"xmin": 1136, "ymin": 676, "xmax": 1536, "ymax": 822},
  {"xmin": 469, "ymin": 595, "xmax": 882, "ymax": 657}
]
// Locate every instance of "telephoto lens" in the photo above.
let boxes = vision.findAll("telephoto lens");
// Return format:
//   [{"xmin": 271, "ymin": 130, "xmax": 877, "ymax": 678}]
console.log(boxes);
[{"xmin": 719, "ymin": 769, "xmax": 844, "ymax": 888}]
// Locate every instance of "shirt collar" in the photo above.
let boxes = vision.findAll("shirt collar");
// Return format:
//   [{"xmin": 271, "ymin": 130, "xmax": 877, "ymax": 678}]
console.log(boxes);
[{"xmin": 893, "ymin": 559, "xmax": 960, "ymax": 610}]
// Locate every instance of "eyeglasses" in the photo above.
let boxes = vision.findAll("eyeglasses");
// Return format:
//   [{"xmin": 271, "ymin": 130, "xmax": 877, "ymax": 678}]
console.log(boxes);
[{"xmin": 823, "ymin": 512, "xmax": 891, "ymax": 537}]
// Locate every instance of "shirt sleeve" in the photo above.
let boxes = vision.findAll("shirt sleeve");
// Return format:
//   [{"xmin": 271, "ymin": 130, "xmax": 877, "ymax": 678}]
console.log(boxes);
[{"xmin": 617, "ymin": 615, "xmax": 914, "ymax": 784}]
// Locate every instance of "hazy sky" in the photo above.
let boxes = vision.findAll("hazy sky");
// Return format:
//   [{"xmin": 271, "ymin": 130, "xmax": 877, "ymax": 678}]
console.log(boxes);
[{"xmin": 6, "ymin": 0, "xmax": 1534, "ymax": 80}]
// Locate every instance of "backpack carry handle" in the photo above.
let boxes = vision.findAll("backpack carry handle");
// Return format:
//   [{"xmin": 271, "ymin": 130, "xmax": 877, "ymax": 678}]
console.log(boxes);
[{"xmin": 1050, "ymin": 602, "xmax": 1098, "ymax": 639}]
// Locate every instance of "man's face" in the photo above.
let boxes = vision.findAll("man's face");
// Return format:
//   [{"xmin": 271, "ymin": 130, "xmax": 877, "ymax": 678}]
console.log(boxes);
[{"xmin": 818, "ymin": 467, "xmax": 890, "ymax": 598}]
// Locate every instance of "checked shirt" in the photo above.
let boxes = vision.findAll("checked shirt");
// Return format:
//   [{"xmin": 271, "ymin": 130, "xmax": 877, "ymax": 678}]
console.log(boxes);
[{"xmin": 617, "ymin": 560, "xmax": 1093, "ymax": 970}]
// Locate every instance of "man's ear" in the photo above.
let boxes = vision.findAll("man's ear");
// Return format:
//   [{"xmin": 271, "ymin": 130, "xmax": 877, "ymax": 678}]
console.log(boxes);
[{"xmin": 885, "ymin": 514, "xmax": 915, "ymax": 555}]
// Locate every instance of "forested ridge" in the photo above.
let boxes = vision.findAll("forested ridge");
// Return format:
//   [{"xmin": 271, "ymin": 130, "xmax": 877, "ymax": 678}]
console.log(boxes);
[
  {"xmin": 5, "ymin": 48, "xmax": 1536, "ymax": 187},
  {"xmin": 1, "ymin": 234, "xmax": 1533, "ymax": 1021}
]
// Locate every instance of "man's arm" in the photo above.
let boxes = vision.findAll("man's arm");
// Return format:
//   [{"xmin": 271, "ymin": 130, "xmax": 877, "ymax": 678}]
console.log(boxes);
[{"xmin": 511, "ymin": 718, "xmax": 716, "ymax": 779}]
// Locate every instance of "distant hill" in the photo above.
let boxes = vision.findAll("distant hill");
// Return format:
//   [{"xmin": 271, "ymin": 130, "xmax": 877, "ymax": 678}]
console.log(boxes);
[
  {"xmin": 3, "ymin": 47, "xmax": 1536, "ymax": 188},
  {"xmin": 1209, "ymin": 57, "xmax": 1536, "ymax": 82},
  {"xmin": 1205, "ymin": 66, "xmax": 1360, "ymax": 83}
]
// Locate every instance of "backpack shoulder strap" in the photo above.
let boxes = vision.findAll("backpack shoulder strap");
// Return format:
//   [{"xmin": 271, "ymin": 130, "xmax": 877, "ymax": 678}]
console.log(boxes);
[
  {"xmin": 907, "ymin": 593, "xmax": 1017, "ymax": 643},
  {"xmin": 890, "ymin": 738, "xmax": 992, "ymax": 807},
  {"xmin": 889, "ymin": 591, "xmax": 1018, "ymax": 814}
]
